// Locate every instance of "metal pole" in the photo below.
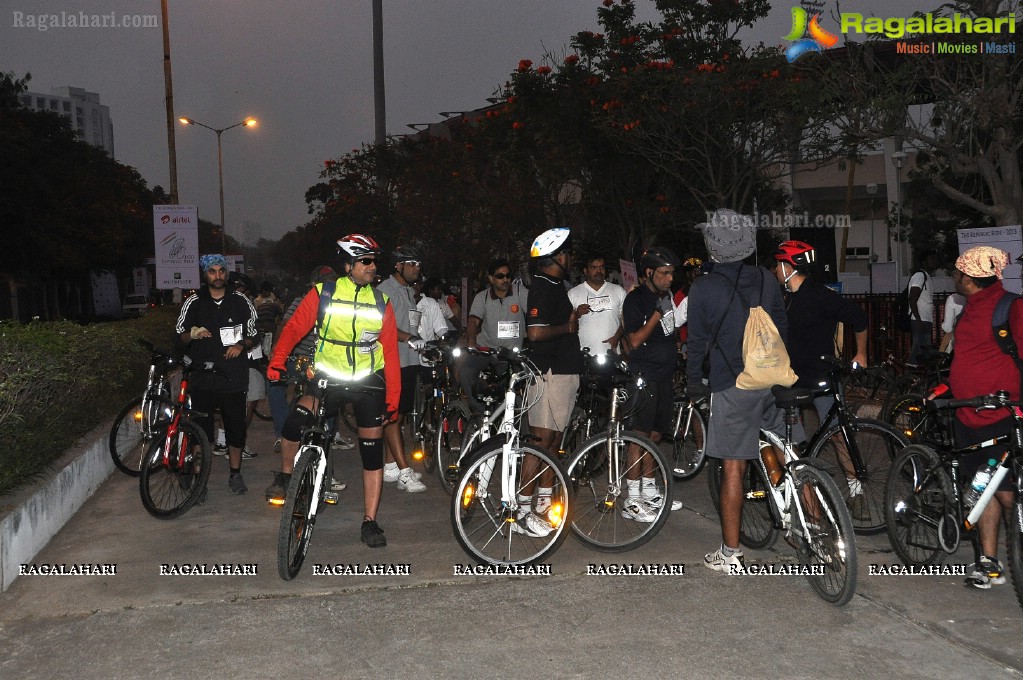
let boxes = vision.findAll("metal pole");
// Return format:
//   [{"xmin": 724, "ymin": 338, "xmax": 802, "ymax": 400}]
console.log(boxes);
[
  {"xmin": 372, "ymin": 0, "xmax": 385, "ymax": 148},
  {"xmin": 217, "ymin": 130, "xmax": 226, "ymax": 254},
  {"xmin": 161, "ymin": 0, "xmax": 178, "ymax": 203}
]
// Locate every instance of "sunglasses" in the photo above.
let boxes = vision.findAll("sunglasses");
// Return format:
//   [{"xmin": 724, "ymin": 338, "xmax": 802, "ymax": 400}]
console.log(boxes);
[
  {"xmin": 356, "ymin": 257, "xmax": 377, "ymax": 266},
  {"xmin": 400, "ymin": 260, "xmax": 422, "ymax": 267},
  {"xmin": 490, "ymin": 272, "xmax": 511, "ymax": 280}
]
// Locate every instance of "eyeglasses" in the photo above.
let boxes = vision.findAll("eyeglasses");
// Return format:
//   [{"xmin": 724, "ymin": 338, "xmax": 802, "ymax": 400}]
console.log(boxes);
[
  {"xmin": 491, "ymin": 272, "xmax": 511, "ymax": 280},
  {"xmin": 401, "ymin": 260, "xmax": 422, "ymax": 267},
  {"xmin": 356, "ymin": 257, "xmax": 377, "ymax": 266}
]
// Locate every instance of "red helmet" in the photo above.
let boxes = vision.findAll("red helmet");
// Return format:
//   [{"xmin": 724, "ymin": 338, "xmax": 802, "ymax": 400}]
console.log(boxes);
[
  {"xmin": 774, "ymin": 240, "xmax": 815, "ymax": 268},
  {"xmin": 337, "ymin": 233, "xmax": 381, "ymax": 259}
]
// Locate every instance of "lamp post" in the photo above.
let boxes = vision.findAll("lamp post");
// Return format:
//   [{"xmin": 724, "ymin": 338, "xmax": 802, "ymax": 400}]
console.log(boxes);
[
  {"xmin": 179, "ymin": 116, "xmax": 257, "ymax": 253},
  {"xmin": 867, "ymin": 182, "xmax": 878, "ymax": 295},
  {"xmin": 892, "ymin": 150, "xmax": 907, "ymax": 286}
]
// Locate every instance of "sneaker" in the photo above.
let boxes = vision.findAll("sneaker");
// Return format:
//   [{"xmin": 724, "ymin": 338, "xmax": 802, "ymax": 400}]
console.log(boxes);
[
  {"xmin": 212, "ymin": 444, "xmax": 228, "ymax": 457},
  {"xmin": 273, "ymin": 438, "xmax": 282, "ymax": 453},
  {"xmin": 195, "ymin": 485, "xmax": 209, "ymax": 506},
  {"xmin": 228, "ymin": 472, "xmax": 248, "ymax": 495},
  {"xmin": 704, "ymin": 547, "xmax": 745, "ymax": 573},
  {"xmin": 264, "ymin": 472, "xmax": 290, "ymax": 504},
  {"xmin": 330, "ymin": 477, "xmax": 347, "ymax": 492},
  {"xmin": 622, "ymin": 497, "xmax": 657, "ymax": 522},
  {"xmin": 241, "ymin": 448, "xmax": 257, "ymax": 460},
  {"xmin": 642, "ymin": 494, "xmax": 684, "ymax": 512},
  {"xmin": 361, "ymin": 519, "xmax": 387, "ymax": 548},
  {"xmin": 332, "ymin": 434, "xmax": 355, "ymax": 450},
  {"xmin": 847, "ymin": 494, "xmax": 870, "ymax": 522},
  {"xmin": 383, "ymin": 464, "xmax": 400, "ymax": 483},
  {"xmin": 397, "ymin": 467, "xmax": 426, "ymax": 493},
  {"xmin": 510, "ymin": 511, "xmax": 553, "ymax": 537},
  {"xmin": 966, "ymin": 556, "xmax": 1006, "ymax": 589}
]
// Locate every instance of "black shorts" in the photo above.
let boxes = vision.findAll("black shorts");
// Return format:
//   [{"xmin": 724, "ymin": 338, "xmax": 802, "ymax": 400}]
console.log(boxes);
[
  {"xmin": 626, "ymin": 379, "xmax": 674, "ymax": 436},
  {"xmin": 398, "ymin": 365, "xmax": 418, "ymax": 414},
  {"xmin": 307, "ymin": 372, "xmax": 387, "ymax": 429},
  {"xmin": 954, "ymin": 418, "xmax": 1016, "ymax": 493},
  {"xmin": 189, "ymin": 389, "xmax": 247, "ymax": 449}
]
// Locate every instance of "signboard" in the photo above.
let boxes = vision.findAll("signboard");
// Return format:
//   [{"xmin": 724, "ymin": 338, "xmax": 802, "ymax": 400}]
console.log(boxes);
[
  {"xmin": 957, "ymin": 225, "xmax": 1023, "ymax": 294},
  {"xmin": 90, "ymin": 270, "xmax": 121, "ymax": 317},
  {"xmin": 132, "ymin": 267, "xmax": 149, "ymax": 295},
  {"xmin": 154, "ymin": 205, "xmax": 199, "ymax": 289},
  {"xmin": 619, "ymin": 259, "xmax": 638, "ymax": 292}
]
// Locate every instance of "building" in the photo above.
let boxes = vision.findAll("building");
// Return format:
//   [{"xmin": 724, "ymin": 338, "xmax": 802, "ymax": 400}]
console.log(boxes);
[
  {"xmin": 20, "ymin": 86, "xmax": 115, "ymax": 157},
  {"xmin": 240, "ymin": 220, "xmax": 263, "ymax": 246}
]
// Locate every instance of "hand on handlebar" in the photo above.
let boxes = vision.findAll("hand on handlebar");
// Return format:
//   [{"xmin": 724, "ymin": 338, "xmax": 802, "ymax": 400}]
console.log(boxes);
[
  {"xmin": 407, "ymin": 336, "xmax": 426, "ymax": 351},
  {"xmin": 266, "ymin": 363, "xmax": 286, "ymax": 382}
]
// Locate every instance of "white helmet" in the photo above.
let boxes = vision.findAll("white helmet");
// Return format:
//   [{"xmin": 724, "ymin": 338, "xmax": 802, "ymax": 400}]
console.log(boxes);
[{"xmin": 530, "ymin": 227, "xmax": 572, "ymax": 258}]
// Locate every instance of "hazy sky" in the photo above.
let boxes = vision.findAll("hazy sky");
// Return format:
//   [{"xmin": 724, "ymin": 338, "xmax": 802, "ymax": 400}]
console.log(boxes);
[{"xmin": 1, "ymin": 0, "xmax": 930, "ymax": 244}]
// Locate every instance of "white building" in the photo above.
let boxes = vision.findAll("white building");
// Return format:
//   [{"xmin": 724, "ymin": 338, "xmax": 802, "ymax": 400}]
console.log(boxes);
[{"xmin": 21, "ymin": 86, "xmax": 114, "ymax": 157}]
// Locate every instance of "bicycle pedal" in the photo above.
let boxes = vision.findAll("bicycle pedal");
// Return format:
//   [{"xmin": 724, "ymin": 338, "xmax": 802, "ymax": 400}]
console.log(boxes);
[{"xmin": 323, "ymin": 491, "xmax": 339, "ymax": 505}]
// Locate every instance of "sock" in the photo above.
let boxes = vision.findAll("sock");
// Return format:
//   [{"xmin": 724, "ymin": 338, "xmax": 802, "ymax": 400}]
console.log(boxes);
[
  {"xmin": 627, "ymin": 479, "xmax": 641, "ymax": 498},
  {"xmin": 641, "ymin": 477, "xmax": 658, "ymax": 498},
  {"xmin": 230, "ymin": 467, "xmax": 240, "ymax": 475},
  {"xmin": 384, "ymin": 461, "xmax": 398, "ymax": 472},
  {"xmin": 536, "ymin": 487, "xmax": 552, "ymax": 513},
  {"xmin": 721, "ymin": 543, "xmax": 740, "ymax": 557},
  {"xmin": 517, "ymin": 494, "xmax": 531, "ymax": 516}
]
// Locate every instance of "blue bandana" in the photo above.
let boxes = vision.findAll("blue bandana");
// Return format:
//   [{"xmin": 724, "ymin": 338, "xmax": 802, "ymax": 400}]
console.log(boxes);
[{"xmin": 200, "ymin": 254, "xmax": 228, "ymax": 272}]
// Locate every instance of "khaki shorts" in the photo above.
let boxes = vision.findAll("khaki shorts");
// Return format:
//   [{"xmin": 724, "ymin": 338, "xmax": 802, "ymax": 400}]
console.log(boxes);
[{"xmin": 526, "ymin": 371, "xmax": 579, "ymax": 432}]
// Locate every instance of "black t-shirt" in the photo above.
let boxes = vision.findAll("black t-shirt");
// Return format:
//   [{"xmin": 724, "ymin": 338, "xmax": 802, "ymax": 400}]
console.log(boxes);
[
  {"xmin": 785, "ymin": 278, "xmax": 868, "ymax": 388},
  {"xmin": 622, "ymin": 283, "xmax": 677, "ymax": 378},
  {"xmin": 526, "ymin": 273, "xmax": 583, "ymax": 374}
]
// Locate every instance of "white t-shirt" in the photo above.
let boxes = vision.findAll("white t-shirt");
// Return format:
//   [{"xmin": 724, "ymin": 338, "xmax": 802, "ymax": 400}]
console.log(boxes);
[
  {"xmin": 568, "ymin": 280, "xmax": 627, "ymax": 355},
  {"xmin": 908, "ymin": 271, "xmax": 933, "ymax": 324},
  {"xmin": 416, "ymin": 296, "xmax": 452, "ymax": 342},
  {"xmin": 941, "ymin": 293, "xmax": 965, "ymax": 352}
]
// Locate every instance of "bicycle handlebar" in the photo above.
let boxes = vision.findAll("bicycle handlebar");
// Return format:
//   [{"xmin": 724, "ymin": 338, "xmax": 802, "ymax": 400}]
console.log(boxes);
[{"xmin": 945, "ymin": 391, "xmax": 1020, "ymax": 411}]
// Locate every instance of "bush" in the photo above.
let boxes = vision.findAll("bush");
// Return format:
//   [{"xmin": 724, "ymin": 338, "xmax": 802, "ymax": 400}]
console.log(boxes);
[{"xmin": 0, "ymin": 307, "xmax": 183, "ymax": 496}]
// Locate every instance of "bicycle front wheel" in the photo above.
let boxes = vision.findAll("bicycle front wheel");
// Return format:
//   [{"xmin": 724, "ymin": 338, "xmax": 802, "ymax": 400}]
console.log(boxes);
[
  {"xmin": 139, "ymin": 420, "xmax": 212, "ymax": 519},
  {"xmin": 436, "ymin": 402, "xmax": 474, "ymax": 494},
  {"xmin": 706, "ymin": 457, "xmax": 779, "ymax": 551},
  {"xmin": 420, "ymin": 398, "xmax": 440, "ymax": 474},
  {"xmin": 790, "ymin": 462, "xmax": 858, "ymax": 606},
  {"xmin": 451, "ymin": 440, "xmax": 573, "ymax": 566},
  {"xmin": 277, "ymin": 448, "xmax": 322, "ymax": 580},
  {"xmin": 567, "ymin": 431, "xmax": 673, "ymax": 552},
  {"xmin": 884, "ymin": 444, "xmax": 954, "ymax": 567},
  {"xmin": 110, "ymin": 395, "xmax": 174, "ymax": 476},
  {"xmin": 808, "ymin": 418, "xmax": 906, "ymax": 534},
  {"xmin": 669, "ymin": 400, "xmax": 707, "ymax": 481},
  {"xmin": 1006, "ymin": 498, "xmax": 1023, "ymax": 613}
]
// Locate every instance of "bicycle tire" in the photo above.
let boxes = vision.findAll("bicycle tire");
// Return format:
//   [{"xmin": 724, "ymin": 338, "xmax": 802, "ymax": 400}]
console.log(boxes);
[
  {"xmin": 844, "ymin": 367, "xmax": 895, "ymax": 418},
  {"xmin": 883, "ymin": 392, "xmax": 949, "ymax": 448},
  {"xmin": 436, "ymin": 402, "xmax": 474, "ymax": 494},
  {"xmin": 451, "ymin": 438, "xmax": 573, "ymax": 566},
  {"xmin": 706, "ymin": 457, "xmax": 780, "ymax": 551},
  {"xmin": 808, "ymin": 418, "xmax": 906, "ymax": 534},
  {"xmin": 884, "ymin": 444, "xmax": 954, "ymax": 567},
  {"xmin": 789, "ymin": 462, "xmax": 858, "ymax": 606},
  {"xmin": 253, "ymin": 398, "xmax": 272, "ymax": 421},
  {"xmin": 420, "ymin": 398, "xmax": 440, "ymax": 474},
  {"xmin": 1006, "ymin": 498, "xmax": 1023, "ymax": 614},
  {"xmin": 669, "ymin": 400, "xmax": 707, "ymax": 481},
  {"xmin": 277, "ymin": 448, "xmax": 321, "ymax": 580},
  {"xmin": 139, "ymin": 420, "xmax": 212, "ymax": 519},
  {"xmin": 567, "ymin": 431, "xmax": 674, "ymax": 552},
  {"xmin": 110, "ymin": 395, "xmax": 175, "ymax": 476},
  {"xmin": 340, "ymin": 402, "xmax": 357, "ymax": 433}
]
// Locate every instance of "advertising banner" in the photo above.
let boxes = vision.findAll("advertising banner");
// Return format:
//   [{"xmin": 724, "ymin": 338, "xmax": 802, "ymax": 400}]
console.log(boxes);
[
  {"xmin": 154, "ymin": 205, "xmax": 200, "ymax": 289},
  {"xmin": 619, "ymin": 259, "xmax": 638, "ymax": 292},
  {"xmin": 957, "ymin": 225, "xmax": 1023, "ymax": 294}
]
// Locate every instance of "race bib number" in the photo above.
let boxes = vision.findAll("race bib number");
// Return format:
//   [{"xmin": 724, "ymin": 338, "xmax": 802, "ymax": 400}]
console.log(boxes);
[
  {"xmin": 219, "ymin": 324, "xmax": 242, "ymax": 346},
  {"xmin": 587, "ymin": 295, "xmax": 610, "ymax": 313},
  {"xmin": 659, "ymin": 310, "xmax": 675, "ymax": 335},
  {"xmin": 497, "ymin": 321, "xmax": 520, "ymax": 339},
  {"xmin": 408, "ymin": 309, "xmax": 422, "ymax": 331}
]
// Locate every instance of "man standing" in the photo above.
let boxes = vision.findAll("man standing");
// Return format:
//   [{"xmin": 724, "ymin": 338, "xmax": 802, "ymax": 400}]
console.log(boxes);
[
  {"xmin": 686, "ymin": 209, "xmax": 788, "ymax": 573},
  {"xmin": 175, "ymin": 254, "xmax": 259, "ymax": 496},
  {"xmin": 376, "ymin": 244, "xmax": 427, "ymax": 492},
  {"xmin": 568, "ymin": 255, "xmax": 626, "ymax": 355},
  {"xmin": 948, "ymin": 246, "xmax": 1018, "ymax": 588},
  {"xmin": 907, "ymin": 254, "xmax": 939, "ymax": 366}
]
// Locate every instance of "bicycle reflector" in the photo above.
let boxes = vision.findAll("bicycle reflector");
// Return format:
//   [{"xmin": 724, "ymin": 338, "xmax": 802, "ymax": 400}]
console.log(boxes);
[
  {"xmin": 411, "ymin": 448, "xmax": 424, "ymax": 461},
  {"xmin": 548, "ymin": 502, "xmax": 564, "ymax": 528},
  {"xmin": 133, "ymin": 408, "xmax": 144, "ymax": 423},
  {"xmin": 462, "ymin": 483, "xmax": 475, "ymax": 508},
  {"xmin": 268, "ymin": 497, "xmax": 285, "ymax": 507}
]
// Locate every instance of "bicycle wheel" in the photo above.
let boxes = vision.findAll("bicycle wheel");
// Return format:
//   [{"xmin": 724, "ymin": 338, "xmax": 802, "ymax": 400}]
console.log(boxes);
[
  {"xmin": 705, "ymin": 457, "xmax": 779, "ymax": 550},
  {"xmin": 277, "ymin": 448, "xmax": 322, "ymax": 580},
  {"xmin": 567, "ymin": 431, "xmax": 674, "ymax": 552},
  {"xmin": 109, "ymin": 395, "xmax": 174, "ymax": 476},
  {"xmin": 340, "ymin": 402, "xmax": 357, "ymax": 433},
  {"xmin": 253, "ymin": 398, "xmax": 272, "ymax": 421},
  {"xmin": 436, "ymin": 402, "xmax": 474, "ymax": 494},
  {"xmin": 1006, "ymin": 498, "xmax": 1023, "ymax": 613},
  {"xmin": 139, "ymin": 420, "xmax": 212, "ymax": 519},
  {"xmin": 420, "ymin": 398, "xmax": 440, "ymax": 474},
  {"xmin": 451, "ymin": 439, "xmax": 573, "ymax": 566},
  {"xmin": 788, "ymin": 462, "xmax": 858, "ymax": 606},
  {"xmin": 808, "ymin": 418, "xmax": 906, "ymax": 534},
  {"xmin": 669, "ymin": 400, "xmax": 707, "ymax": 481},
  {"xmin": 884, "ymin": 444, "xmax": 954, "ymax": 567},
  {"xmin": 844, "ymin": 368, "xmax": 895, "ymax": 419},
  {"xmin": 883, "ymin": 392, "xmax": 949, "ymax": 447}
]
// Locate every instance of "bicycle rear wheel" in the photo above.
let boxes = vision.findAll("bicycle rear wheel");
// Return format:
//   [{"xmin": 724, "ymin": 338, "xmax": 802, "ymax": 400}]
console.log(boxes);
[
  {"xmin": 669, "ymin": 400, "xmax": 706, "ymax": 481},
  {"xmin": 436, "ymin": 402, "xmax": 474, "ymax": 494},
  {"xmin": 451, "ymin": 439, "xmax": 573, "ymax": 566},
  {"xmin": 706, "ymin": 458, "xmax": 779, "ymax": 550},
  {"xmin": 277, "ymin": 448, "xmax": 322, "ymax": 580},
  {"xmin": 419, "ymin": 398, "xmax": 440, "ymax": 474},
  {"xmin": 567, "ymin": 431, "xmax": 673, "ymax": 552},
  {"xmin": 843, "ymin": 368, "xmax": 895, "ymax": 419},
  {"xmin": 808, "ymin": 419, "xmax": 906, "ymax": 534},
  {"xmin": 110, "ymin": 395, "xmax": 174, "ymax": 476},
  {"xmin": 1006, "ymin": 498, "xmax": 1023, "ymax": 613},
  {"xmin": 788, "ymin": 463, "xmax": 857, "ymax": 606},
  {"xmin": 139, "ymin": 420, "xmax": 211, "ymax": 519},
  {"xmin": 884, "ymin": 444, "xmax": 954, "ymax": 567}
]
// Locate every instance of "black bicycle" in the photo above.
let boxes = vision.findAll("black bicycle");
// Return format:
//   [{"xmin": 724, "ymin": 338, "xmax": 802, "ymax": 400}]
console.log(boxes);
[{"xmin": 109, "ymin": 339, "xmax": 178, "ymax": 476}]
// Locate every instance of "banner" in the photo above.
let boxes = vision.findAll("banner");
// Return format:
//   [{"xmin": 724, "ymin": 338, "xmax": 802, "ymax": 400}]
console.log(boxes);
[
  {"xmin": 154, "ymin": 205, "xmax": 199, "ymax": 289},
  {"xmin": 90, "ymin": 270, "xmax": 121, "ymax": 317},
  {"xmin": 132, "ymin": 267, "xmax": 149, "ymax": 295},
  {"xmin": 619, "ymin": 259, "xmax": 638, "ymax": 292},
  {"xmin": 957, "ymin": 225, "xmax": 1023, "ymax": 294}
]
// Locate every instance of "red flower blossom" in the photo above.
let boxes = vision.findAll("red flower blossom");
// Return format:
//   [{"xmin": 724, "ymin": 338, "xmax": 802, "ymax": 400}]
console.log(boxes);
[
  {"xmin": 512, "ymin": 121, "xmax": 524, "ymax": 129},
  {"xmin": 603, "ymin": 0, "xmax": 613, "ymax": 6},
  {"xmin": 517, "ymin": 59, "xmax": 533, "ymax": 72},
  {"xmin": 536, "ymin": 66, "xmax": 552, "ymax": 75},
  {"xmin": 565, "ymin": 54, "xmax": 579, "ymax": 65}
]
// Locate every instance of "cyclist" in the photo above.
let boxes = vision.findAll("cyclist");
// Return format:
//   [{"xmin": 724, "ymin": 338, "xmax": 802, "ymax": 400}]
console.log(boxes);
[
  {"xmin": 948, "ymin": 245, "xmax": 1019, "ymax": 588},
  {"xmin": 686, "ymin": 209, "xmax": 788, "ymax": 573},
  {"xmin": 773, "ymin": 240, "xmax": 870, "ymax": 520},
  {"xmin": 175, "ymin": 254, "xmax": 259, "ymax": 496},
  {"xmin": 266, "ymin": 234, "xmax": 401, "ymax": 548},
  {"xmin": 568, "ymin": 254, "xmax": 625, "ymax": 355},
  {"xmin": 621, "ymin": 246, "xmax": 685, "ymax": 519}
]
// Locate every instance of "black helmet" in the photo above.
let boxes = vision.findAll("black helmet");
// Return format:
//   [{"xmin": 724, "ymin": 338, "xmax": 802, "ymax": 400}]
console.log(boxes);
[
  {"xmin": 392, "ymin": 244, "xmax": 422, "ymax": 263},
  {"xmin": 639, "ymin": 246, "xmax": 681, "ymax": 273},
  {"xmin": 228, "ymin": 271, "xmax": 257, "ymax": 294}
]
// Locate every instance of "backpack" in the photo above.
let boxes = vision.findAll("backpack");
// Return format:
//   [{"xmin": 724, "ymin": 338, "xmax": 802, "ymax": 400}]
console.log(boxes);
[
  {"xmin": 895, "ymin": 270, "xmax": 927, "ymax": 333},
  {"xmin": 992, "ymin": 292, "xmax": 1023, "ymax": 387}
]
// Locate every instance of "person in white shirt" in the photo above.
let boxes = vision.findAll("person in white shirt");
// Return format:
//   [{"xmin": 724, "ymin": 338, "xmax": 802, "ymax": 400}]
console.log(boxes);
[
  {"xmin": 938, "ymin": 292, "xmax": 966, "ymax": 353},
  {"xmin": 907, "ymin": 254, "xmax": 939, "ymax": 366},
  {"xmin": 414, "ymin": 279, "xmax": 454, "ymax": 341},
  {"xmin": 568, "ymin": 255, "xmax": 626, "ymax": 355}
]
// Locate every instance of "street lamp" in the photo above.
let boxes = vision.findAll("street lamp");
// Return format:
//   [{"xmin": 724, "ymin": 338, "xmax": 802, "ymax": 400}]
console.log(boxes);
[
  {"xmin": 892, "ymin": 150, "xmax": 908, "ymax": 285},
  {"xmin": 179, "ymin": 116, "xmax": 257, "ymax": 253},
  {"xmin": 867, "ymin": 182, "xmax": 878, "ymax": 294}
]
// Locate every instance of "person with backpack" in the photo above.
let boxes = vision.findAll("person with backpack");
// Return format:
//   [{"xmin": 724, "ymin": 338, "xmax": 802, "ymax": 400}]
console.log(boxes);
[
  {"xmin": 265, "ymin": 234, "xmax": 401, "ymax": 548},
  {"xmin": 906, "ymin": 254, "xmax": 940, "ymax": 367},
  {"xmin": 253, "ymin": 281, "xmax": 283, "ymax": 357},
  {"xmin": 947, "ymin": 245, "xmax": 1019, "ymax": 588},
  {"xmin": 686, "ymin": 209, "xmax": 789, "ymax": 574}
]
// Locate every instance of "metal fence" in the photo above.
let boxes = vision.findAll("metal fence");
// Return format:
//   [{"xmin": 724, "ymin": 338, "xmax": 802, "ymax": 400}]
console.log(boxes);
[{"xmin": 839, "ymin": 293, "xmax": 951, "ymax": 367}]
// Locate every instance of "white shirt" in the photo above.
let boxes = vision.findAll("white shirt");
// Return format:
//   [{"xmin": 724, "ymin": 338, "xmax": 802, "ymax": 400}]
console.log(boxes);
[
  {"xmin": 941, "ymin": 293, "xmax": 965, "ymax": 352},
  {"xmin": 416, "ymin": 295, "xmax": 452, "ymax": 342},
  {"xmin": 568, "ymin": 280, "xmax": 627, "ymax": 355},
  {"xmin": 909, "ymin": 271, "xmax": 933, "ymax": 323}
]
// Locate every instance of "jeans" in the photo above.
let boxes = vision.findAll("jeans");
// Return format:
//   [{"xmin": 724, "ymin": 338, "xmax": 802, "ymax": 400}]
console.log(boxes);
[{"xmin": 267, "ymin": 356, "xmax": 299, "ymax": 437}]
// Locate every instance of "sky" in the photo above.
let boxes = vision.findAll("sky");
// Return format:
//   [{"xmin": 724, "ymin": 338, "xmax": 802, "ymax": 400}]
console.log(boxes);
[{"xmin": 1, "ymin": 0, "xmax": 935, "ymax": 244}]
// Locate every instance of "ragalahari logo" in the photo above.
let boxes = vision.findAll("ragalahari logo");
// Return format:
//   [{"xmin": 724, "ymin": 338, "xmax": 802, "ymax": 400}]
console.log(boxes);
[{"xmin": 784, "ymin": 6, "xmax": 839, "ymax": 62}]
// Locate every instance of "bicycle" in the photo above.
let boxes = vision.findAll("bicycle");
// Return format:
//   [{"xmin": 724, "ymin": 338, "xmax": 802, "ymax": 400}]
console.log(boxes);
[
  {"xmin": 277, "ymin": 375, "xmax": 382, "ymax": 580},
  {"xmin": 109, "ymin": 339, "xmax": 178, "ymax": 476},
  {"xmin": 138, "ymin": 357, "xmax": 213, "ymax": 519},
  {"xmin": 450, "ymin": 347, "xmax": 574, "ymax": 566},
  {"xmin": 667, "ymin": 389, "xmax": 708, "ymax": 481},
  {"xmin": 706, "ymin": 384, "xmax": 859, "ymax": 605},
  {"xmin": 559, "ymin": 349, "xmax": 614, "ymax": 459},
  {"xmin": 565, "ymin": 355, "xmax": 675, "ymax": 552},
  {"xmin": 884, "ymin": 391, "xmax": 1023, "ymax": 613},
  {"xmin": 407, "ymin": 335, "xmax": 461, "ymax": 474}
]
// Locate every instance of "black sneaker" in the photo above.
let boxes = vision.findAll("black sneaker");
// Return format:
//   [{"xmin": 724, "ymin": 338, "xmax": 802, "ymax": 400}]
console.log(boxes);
[
  {"xmin": 228, "ymin": 472, "xmax": 248, "ymax": 495},
  {"xmin": 264, "ymin": 472, "xmax": 290, "ymax": 504},
  {"xmin": 361, "ymin": 519, "xmax": 387, "ymax": 548}
]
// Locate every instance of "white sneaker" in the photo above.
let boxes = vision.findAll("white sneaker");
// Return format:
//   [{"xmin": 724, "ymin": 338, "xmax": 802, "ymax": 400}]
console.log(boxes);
[
  {"xmin": 397, "ymin": 467, "xmax": 426, "ymax": 493},
  {"xmin": 241, "ymin": 448, "xmax": 257, "ymax": 460},
  {"xmin": 621, "ymin": 497, "xmax": 657, "ymax": 522},
  {"xmin": 642, "ymin": 493, "xmax": 683, "ymax": 512},
  {"xmin": 212, "ymin": 444, "xmax": 228, "ymax": 457},
  {"xmin": 511, "ymin": 511, "xmax": 553, "ymax": 537},
  {"xmin": 704, "ymin": 547, "xmax": 745, "ymax": 574},
  {"xmin": 330, "ymin": 478, "xmax": 347, "ymax": 492},
  {"xmin": 332, "ymin": 434, "xmax": 355, "ymax": 450},
  {"xmin": 383, "ymin": 464, "xmax": 400, "ymax": 483}
]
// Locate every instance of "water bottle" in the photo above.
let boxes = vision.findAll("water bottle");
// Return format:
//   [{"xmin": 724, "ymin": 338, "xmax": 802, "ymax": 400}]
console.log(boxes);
[
  {"xmin": 760, "ymin": 442, "xmax": 784, "ymax": 487},
  {"xmin": 963, "ymin": 459, "xmax": 998, "ymax": 508}
]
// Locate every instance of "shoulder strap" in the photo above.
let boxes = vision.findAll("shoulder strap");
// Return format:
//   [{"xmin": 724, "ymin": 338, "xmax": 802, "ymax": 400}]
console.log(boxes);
[
  {"xmin": 993, "ymin": 292, "xmax": 1022, "ymax": 361},
  {"xmin": 316, "ymin": 278, "xmax": 337, "ymax": 334}
]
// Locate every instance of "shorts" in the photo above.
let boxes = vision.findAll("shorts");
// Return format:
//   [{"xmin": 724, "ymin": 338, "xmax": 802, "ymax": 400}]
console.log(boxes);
[
  {"xmin": 954, "ymin": 418, "xmax": 1016, "ymax": 493},
  {"xmin": 626, "ymin": 379, "xmax": 674, "ymax": 435},
  {"xmin": 705, "ymin": 385, "xmax": 785, "ymax": 460},
  {"xmin": 247, "ymin": 367, "xmax": 266, "ymax": 401},
  {"xmin": 526, "ymin": 371, "xmax": 579, "ymax": 432},
  {"xmin": 397, "ymin": 365, "xmax": 419, "ymax": 414},
  {"xmin": 189, "ymin": 389, "xmax": 247, "ymax": 449},
  {"xmin": 306, "ymin": 372, "xmax": 387, "ymax": 430}
]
